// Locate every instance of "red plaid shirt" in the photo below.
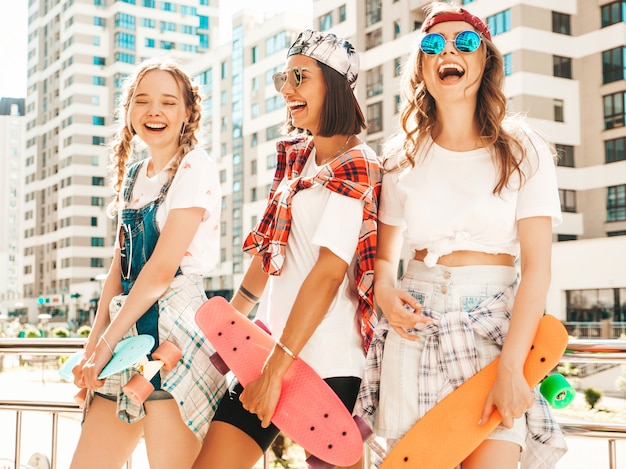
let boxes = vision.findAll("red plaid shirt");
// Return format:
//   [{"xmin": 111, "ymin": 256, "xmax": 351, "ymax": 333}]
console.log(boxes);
[{"xmin": 243, "ymin": 136, "xmax": 382, "ymax": 352}]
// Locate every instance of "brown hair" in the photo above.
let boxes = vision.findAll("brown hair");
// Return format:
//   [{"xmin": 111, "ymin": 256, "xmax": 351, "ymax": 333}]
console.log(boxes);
[
  {"xmin": 109, "ymin": 58, "xmax": 202, "ymax": 209},
  {"xmin": 392, "ymin": 1, "xmax": 526, "ymax": 194},
  {"xmin": 284, "ymin": 61, "xmax": 367, "ymax": 137}
]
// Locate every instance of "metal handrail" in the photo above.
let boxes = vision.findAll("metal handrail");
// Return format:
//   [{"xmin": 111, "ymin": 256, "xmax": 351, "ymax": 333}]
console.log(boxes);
[
  {"xmin": 2, "ymin": 337, "xmax": 626, "ymax": 468},
  {"xmin": 0, "ymin": 338, "xmax": 85, "ymax": 355}
]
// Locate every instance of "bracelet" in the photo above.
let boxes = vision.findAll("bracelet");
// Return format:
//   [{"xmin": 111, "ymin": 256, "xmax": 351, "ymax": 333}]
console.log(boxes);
[
  {"xmin": 276, "ymin": 341, "xmax": 297, "ymax": 360},
  {"xmin": 238, "ymin": 285, "xmax": 260, "ymax": 304},
  {"xmin": 100, "ymin": 336, "xmax": 114, "ymax": 355}
]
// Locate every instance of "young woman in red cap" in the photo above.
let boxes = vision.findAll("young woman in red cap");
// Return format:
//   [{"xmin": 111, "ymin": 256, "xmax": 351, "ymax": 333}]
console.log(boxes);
[
  {"xmin": 356, "ymin": 2, "xmax": 567, "ymax": 468},
  {"xmin": 192, "ymin": 30, "xmax": 381, "ymax": 469}
]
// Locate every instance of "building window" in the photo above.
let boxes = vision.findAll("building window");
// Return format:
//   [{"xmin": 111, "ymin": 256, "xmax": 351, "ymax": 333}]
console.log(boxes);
[
  {"xmin": 91, "ymin": 197, "xmax": 104, "ymax": 207},
  {"xmin": 553, "ymin": 55, "xmax": 572, "ymax": 78},
  {"xmin": 145, "ymin": 38, "xmax": 154, "ymax": 48},
  {"xmin": 92, "ymin": 176, "xmax": 105, "ymax": 186},
  {"xmin": 559, "ymin": 189, "xmax": 576, "ymax": 213},
  {"xmin": 91, "ymin": 217, "xmax": 98, "ymax": 226},
  {"xmin": 161, "ymin": 1, "xmax": 176, "ymax": 12},
  {"xmin": 555, "ymin": 144, "xmax": 574, "ymax": 167},
  {"xmin": 552, "ymin": 11, "xmax": 571, "ymax": 35},
  {"xmin": 266, "ymin": 153, "xmax": 277, "ymax": 169},
  {"xmin": 92, "ymin": 116, "xmax": 105, "ymax": 126},
  {"xmin": 366, "ymin": 66, "xmax": 383, "ymax": 98},
  {"xmin": 394, "ymin": 57, "xmax": 402, "ymax": 77},
  {"xmin": 602, "ymin": 47, "xmax": 625, "ymax": 84},
  {"xmin": 608, "ymin": 230, "xmax": 626, "ymax": 237},
  {"xmin": 606, "ymin": 137, "xmax": 626, "ymax": 163},
  {"xmin": 608, "ymin": 185, "xmax": 626, "ymax": 221},
  {"xmin": 503, "ymin": 53, "xmax": 513, "ymax": 76},
  {"xmin": 92, "ymin": 136, "xmax": 105, "ymax": 145},
  {"xmin": 367, "ymin": 101, "xmax": 383, "ymax": 134},
  {"xmin": 566, "ymin": 288, "xmax": 626, "ymax": 323},
  {"xmin": 91, "ymin": 237, "xmax": 105, "ymax": 247},
  {"xmin": 557, "ymin": 234, "xmax": 577, "ymax": 242},
  {"xmin": 487, "ymin": 9, "xmax": 511, "ymax": 36},
  {"xmin": 339, "ymin": 5, "xmax": 346, "ymax": 22},
  {"xmin": 91, "ymin": 258, "xmax": 104, "ymax": 268},
  {"xmin": 395, "ymin": 94, "xmax": 401, "ymax": 114},
  {"xmin": 251, "ymin": 46, "xmax": 258, "ymax": 64},
  {"xmin": 366, "ymin": 28, "xmax": 383, "ymax": 50},
  {"xmin": 93, "ymin": 56, "xmax": 105, "ymax": 66},
  {"xmin": 554, "ymin": 99, "xmax": 564, "ymax": 122},
  {"xmin": 366, "ymin": 0, "xmax": 382, "ymax": 26},
  {"xmin": 601, "ymin": 1, "xmax": 626, "ymax": 27},
  {"xmin": 221, "ymin": 61, "xmax": 228, "ymax": 79},
  {"xmin": 93, "ymin": 76, "xmax": 106, "ymax": 86},
  {"xmin": 604, "ymin": 91, "xmax": 626, "ymax": 129},
  {"xmin": 394, "ymin": 20, "xmax": 401, "ymax": 39},
  {"xmin": 319, "ymin": 12, "xmax": 333, "ymax": 31},
  {"xmin": 115, "ymin": 52, "xmax": 135, "ymax": 64},
  {"xmin": 115, "ymin": 32, "xmax": 136, "ymax": 50},
  {"xmin": 94, "ymin": 17, "xmax": 105, "ymax": 26}
]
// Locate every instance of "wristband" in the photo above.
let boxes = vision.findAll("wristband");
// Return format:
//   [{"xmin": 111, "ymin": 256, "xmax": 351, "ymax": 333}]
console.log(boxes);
[
  {"xmin": 100, "ymin": 336, "xmax": 114, "ymax": 355},
  {"xmin": 276, "ymin": 341, "xmax": 297, "ymax": 360}
]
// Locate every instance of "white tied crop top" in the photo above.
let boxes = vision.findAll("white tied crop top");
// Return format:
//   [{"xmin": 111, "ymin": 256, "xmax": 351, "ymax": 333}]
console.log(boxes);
[{"xmin": 379, "ymin": 129, "xmax": 563, "ymax": 267}]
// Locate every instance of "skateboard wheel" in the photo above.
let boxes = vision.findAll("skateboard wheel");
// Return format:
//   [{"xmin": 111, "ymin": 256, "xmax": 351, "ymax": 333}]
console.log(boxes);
[
  {"xmin": 253, "ymin": 319, "xmax": 271, "ymax": 335},
  {"xmin": 209, "ymin": 352, "xmax": 230, "ymax": 375},
  {"xmin": 540, "ymin": 374, "xmax": 576, "ymax": 409},
  {"xmin": 123, "ymin": 374, "xmax": 155, "ymax": 404},
  {"xmin": 305, "ymin": 454, "xmax": 334, "ymax": 469},
  {"xmin": 74, "ymin": 388, "xmax": 88, "ymax": 407},
  {"xmin": 152, "ymin": 340, "xmax": 182, "ymax": 371}
]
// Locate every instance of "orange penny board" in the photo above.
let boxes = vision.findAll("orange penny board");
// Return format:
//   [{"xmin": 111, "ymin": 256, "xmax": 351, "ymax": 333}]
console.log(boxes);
[
  {"xmin": 380, "ymin": 314, "xmax": 568, "ymax": 469},
  {"xmin": 195, "ymin": 296, "xmax": 363, "ymax": 467}
]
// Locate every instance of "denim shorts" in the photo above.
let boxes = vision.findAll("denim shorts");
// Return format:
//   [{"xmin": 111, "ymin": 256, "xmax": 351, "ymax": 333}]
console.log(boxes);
[{"xmin": 376, "ymin": 260, "xmax": 527, "ymax": 450}]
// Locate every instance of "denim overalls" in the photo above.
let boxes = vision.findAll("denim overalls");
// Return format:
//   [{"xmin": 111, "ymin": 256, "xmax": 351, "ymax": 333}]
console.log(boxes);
[{"xmin": 118, "ymin": 160, "xmax": 181, "ymax": 390}]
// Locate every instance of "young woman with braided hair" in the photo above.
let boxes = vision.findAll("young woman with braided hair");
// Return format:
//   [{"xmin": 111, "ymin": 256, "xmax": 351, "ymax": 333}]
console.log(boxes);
[{"xmin": 70, "ymin": 58, "xmax": 227, "ymax": 469}]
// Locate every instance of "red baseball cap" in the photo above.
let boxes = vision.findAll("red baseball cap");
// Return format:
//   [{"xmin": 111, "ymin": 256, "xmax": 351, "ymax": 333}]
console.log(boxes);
[{"xmin": 421, "ymin": 8, "xmax": 492, "ymax": 40}]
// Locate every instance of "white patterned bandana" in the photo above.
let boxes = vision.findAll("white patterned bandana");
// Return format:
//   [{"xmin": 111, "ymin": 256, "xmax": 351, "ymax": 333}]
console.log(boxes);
[{"xmin": 287, "ymin": 29, "xmax": 359, "ymax": 89}]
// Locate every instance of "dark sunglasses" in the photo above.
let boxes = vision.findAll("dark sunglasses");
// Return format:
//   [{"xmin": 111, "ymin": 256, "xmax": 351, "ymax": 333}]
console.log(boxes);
[
  {"xmin": 420, "ymin": 30, "xmax": 482, "ymax": 55},
  {"xmin": 272, "ymin": 66, "xmax": 316, "ymax": 92},
  {"xmin": 119, "ymin": 223, "xmax": 132, "ymax": 280}
]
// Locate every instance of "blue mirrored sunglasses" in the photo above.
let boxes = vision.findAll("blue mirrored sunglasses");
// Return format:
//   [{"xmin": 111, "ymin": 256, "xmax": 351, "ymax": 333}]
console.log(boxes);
[{"xmin": 420, "ymin": 30, "xmax": 482, "ymax": 55}]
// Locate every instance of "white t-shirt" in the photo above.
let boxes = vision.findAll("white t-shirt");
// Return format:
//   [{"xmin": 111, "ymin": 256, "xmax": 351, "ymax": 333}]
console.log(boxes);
[
  {"xmin": 256, "ymin": 146, "xmax": 367, "ymax": 379},
  {"xmin": 118, "ymin": 147, "xmax": 221, "ymax": 275},
  {"xmin": 380, "ymin": 128, "xmax": 562, "ymax": 267}
]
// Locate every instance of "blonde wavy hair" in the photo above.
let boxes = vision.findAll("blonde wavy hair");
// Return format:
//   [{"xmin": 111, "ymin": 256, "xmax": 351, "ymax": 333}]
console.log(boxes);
[
  {"xmin": 109, "ymin": 57, "xmax": 203, "ymax": 209},
  {"xmin": 391, "ymin": 1, "xmax": 526, "ymax": 195}
]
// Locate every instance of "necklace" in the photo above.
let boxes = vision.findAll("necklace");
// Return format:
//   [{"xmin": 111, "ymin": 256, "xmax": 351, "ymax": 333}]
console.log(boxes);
[{"xmin": 319, "ymin": 134, "xmax": 355, "ymax": 165}]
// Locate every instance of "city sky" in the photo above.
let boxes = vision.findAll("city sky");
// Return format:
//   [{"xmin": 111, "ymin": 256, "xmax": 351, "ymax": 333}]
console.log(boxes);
[{"xmin": 0, "ymin": 0, "xmax": 306, "ymax": 99}]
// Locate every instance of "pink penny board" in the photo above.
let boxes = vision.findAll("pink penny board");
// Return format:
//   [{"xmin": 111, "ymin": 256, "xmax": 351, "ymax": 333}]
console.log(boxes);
[{"xmin": 195, "ymin": 296, "xmax": 362, "ymax": 467}]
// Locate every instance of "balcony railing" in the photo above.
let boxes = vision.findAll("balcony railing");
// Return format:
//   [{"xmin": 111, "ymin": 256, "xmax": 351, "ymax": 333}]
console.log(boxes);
[{"xmin": 1, "ymin": 336, "xmax": 626, "ymax": 468}]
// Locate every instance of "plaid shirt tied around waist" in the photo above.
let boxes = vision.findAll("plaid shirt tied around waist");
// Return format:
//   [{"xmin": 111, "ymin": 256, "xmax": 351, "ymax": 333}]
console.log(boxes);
[
  {"xmin": 356, "ymin": 288, "xmax": 567, "ymax": 468},
  {"xmin": 242, "ymin": 136, "xmax": 382, "ymax": 352}
]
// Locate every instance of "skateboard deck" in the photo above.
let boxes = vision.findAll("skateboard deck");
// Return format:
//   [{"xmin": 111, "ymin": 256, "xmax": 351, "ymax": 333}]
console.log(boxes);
[
  {"xmin": 380, "ymin": 314, "xmax": 568, "ymax": 469},
  {"xmin": 195, "ymin": 296, "xmax": 363, "ymax": 467},
  {"xmin": 59, "ymin": 334, "xmax": 155, "ymax": 381}
]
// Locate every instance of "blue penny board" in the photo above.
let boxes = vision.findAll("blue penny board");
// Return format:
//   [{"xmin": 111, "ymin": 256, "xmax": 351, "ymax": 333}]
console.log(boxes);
[{"xmin": 58, "ymin": 335, "xmax": 155, "ymax": 381}]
